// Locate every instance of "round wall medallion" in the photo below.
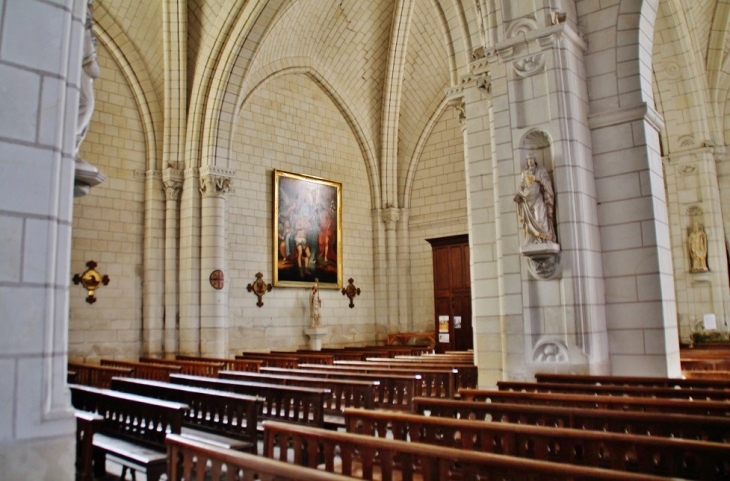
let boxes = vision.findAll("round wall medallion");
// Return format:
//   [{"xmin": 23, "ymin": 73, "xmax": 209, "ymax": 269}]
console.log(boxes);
[{"xmin": 209, "ymin": 270, "xmax": 224, "ymax": 290}]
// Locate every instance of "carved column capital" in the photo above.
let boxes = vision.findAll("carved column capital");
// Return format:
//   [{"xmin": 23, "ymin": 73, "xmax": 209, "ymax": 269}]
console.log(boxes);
[
  {"xmin": 162, "ymin": 168, "xmax": 184, "ymax": 201},
  {"xmin": 382, "ymin": 206, "xmax": 400, "ymax": 231},
  {"xmin": 199, "ymin": 166, "xmax": 234, "ymax": 198}
]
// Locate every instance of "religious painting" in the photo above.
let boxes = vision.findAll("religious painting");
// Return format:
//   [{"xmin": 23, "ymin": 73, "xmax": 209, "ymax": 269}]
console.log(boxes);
[{"xmin": 273, "ymin": 170, "xmax": 342, "ymax": 288}]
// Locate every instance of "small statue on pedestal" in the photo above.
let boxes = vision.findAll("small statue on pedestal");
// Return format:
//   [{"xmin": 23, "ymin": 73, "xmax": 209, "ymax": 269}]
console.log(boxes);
[{"xmin": 309, "ymin": 278, "xmax": 322, "ymax": 328}]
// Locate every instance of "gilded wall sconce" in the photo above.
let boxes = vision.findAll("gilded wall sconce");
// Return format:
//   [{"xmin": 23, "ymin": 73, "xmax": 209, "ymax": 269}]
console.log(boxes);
[
  {"xmin": 341, "ymin": 278, "xmax": 361, "ymax": 308},
  {"xmin": 247, "ymin": 272, "xmax": 273, "ymax": 307},
  {"xmin": 72, "ymin": 260, "xmax": 110, "ymax": 304}
]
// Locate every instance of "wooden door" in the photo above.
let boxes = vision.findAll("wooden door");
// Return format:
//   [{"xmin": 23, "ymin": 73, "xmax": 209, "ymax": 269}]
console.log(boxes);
[{"xmin": 426, "ymin": 235, "xmax": 473, "ymax": 353}]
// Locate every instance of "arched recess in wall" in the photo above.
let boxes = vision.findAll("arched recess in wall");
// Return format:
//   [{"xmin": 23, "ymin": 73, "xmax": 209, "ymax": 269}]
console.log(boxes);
[
  {"xmin": 93, "ymin": 8, "xmax": 160, "ymax": 171},
  {"xmin": 235, "ymin": 63, "xmax": 382, "ymax": 209}
]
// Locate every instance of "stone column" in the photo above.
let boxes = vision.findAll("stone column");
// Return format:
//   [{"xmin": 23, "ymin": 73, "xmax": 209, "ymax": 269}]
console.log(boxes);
[
  {"xmin": 371, "ymin": 208, "xmax": 388, "ymax": 341},
  {"xmin": 179, "ymin": 167, "xmax": 201, "ymax": 355},
  {"xmin": 397, "ymin": 208, "xmax": 411, "ymax": 331},
  {"xmin": 199, "ymin": 166, "xmax": 233, "ymax": 356},
  {"xmin": 143, "ymin": 170, "xmax": 165, "ymax": 357},
  {"xmin": 382, "ymin": 206, "xmax": 400, "ymax": 332},
  {"xmin": 163, "ymin": 168, "xmax": 183, "ymax": 356}
]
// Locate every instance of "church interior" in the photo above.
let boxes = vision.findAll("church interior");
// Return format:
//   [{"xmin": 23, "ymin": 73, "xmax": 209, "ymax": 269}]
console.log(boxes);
[{"xmin": 3, "ymin": 0, "xmax": 730, "ymax": 479}]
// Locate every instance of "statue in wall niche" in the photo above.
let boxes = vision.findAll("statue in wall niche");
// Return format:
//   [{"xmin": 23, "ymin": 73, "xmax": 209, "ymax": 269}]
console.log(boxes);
[
  {"xmin": 76, "ymin": 1, "xmax": 100, "ymax": 155},
  {"xmin": 514, "ymin": 152, "xmax": 556, "ymax": 246},
  {"xmin": 309, "ymin": 278, "xmax": 322, "ymax": 328},
  {"xmin": 688, "ymin": 220, "xmax": 709, "ymax": 273}
]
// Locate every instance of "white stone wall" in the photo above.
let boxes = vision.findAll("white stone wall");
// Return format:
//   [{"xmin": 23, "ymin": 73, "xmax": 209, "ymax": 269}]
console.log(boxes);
[
  {"xmin": 409, "ymin": 107, "xmax": 467, "ymax": 333},
  {"xmin": 228, "ymin": 73, "xmax": 377, "ymax": 352},
  {"xmin": 69, "ymin": 43, "xmax": 147, "ymax": 361}
]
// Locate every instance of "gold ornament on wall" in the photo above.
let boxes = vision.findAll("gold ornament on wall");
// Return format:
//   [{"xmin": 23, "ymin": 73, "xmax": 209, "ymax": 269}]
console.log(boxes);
[
  {"xmin": 247, "ymin": 272, "xmax": 273, "ymax": 307},
  {"xmin": 72, "ymin": 260, "xmax": 110, "ymax": 304}
]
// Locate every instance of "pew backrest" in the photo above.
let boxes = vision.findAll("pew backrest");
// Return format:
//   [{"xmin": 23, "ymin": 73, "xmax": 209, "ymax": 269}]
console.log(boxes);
[
  {"xmin": 498, "ymin": 380, "xmax": 730, "ymax": 401},
  {"xmin": 68, "ymin": 362, "xmax": 133, "ymax": 388},
  {"xmin": 100, "ymin": 359, "xmax": 182, "ymax": 381},
  {"xmin": 139, "ymin": 357, "xmax": 224, "ymax": 377},
  {"xmin": 176, "ymin": 355, "xmax": 262, "ymax": 372},
  {"xmin": 535, "ymin": 372, "xmax": 730, "ymax": 390}
]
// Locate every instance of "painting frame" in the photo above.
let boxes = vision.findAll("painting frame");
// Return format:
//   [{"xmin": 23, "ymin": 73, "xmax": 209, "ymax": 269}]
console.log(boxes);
[{"xmin": 273, "ymin": 169, "xmax": 343, "ymax": 288}]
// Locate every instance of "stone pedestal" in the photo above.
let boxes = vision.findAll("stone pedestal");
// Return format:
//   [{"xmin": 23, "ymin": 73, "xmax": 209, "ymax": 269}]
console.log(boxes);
[{"xmin": 304, "ymin": 327, "xmax": 328, "ymax": 350}]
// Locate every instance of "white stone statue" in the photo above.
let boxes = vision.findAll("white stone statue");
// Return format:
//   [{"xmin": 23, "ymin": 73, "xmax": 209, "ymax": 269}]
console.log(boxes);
[
  {"xmin": 309, "ymin": 278, "xmax": 322, "ymax": 328},
  {"xmin": 514, "ymin": 152, "xmax": 556, "ymax": 245},
  {"xmin": 688, "ymin": 220, "xmax": 709, "ymax": 273},
  {"xmin": 76, "ymin": 1, "xmax": 100, "ymax": 155}
]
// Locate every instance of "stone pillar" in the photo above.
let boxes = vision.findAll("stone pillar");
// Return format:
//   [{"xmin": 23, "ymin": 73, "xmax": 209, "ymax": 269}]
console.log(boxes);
[
  {"xmin": 397, "ymin": 208, "xmax": 411, "ymax": 331},
  {"xmin": 371, "ymin": 208, "xmax": 388, "ymax": 341},
  {"xmin": 179, "ymin": 167, "xmax": 201, "ymax": 354},
  {"xmin": 199, "ymin": 166, "xmax": 233, "ymax": 356},
  {"xmin": 382, "ymin": 206, "xmax": 400, "ymax": 332},
  {"xmin": 163, "ymin": 168, "xmax": 183, "ymax": 356},
  {"xmin": 0, "ymin": 0, "xmax": 90, "ymax": 477},
  {"xmin": 143, "ymin": 170, "xmax": 165, "ymax": 357}
]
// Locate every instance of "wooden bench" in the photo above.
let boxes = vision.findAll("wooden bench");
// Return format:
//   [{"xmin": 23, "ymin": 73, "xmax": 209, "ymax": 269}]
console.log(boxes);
[
  {"xmin": 176, "ymin": 354, "xmax": 262, "ymax": 372},
  {"xmin": 219, "ymin": 370, "xmax": 376, "ymax": 429},
  {"xmin": 303, "ymin": 362, "xmax": 454, "ymax": 398},
  {"xmin": 100, "ymin": 359, "xmax": 182, "ymax": 381},
  {"xmin": 412, "ymin": 397, "xmax": 730, "ymax": 442},
  {"xmin": 166, "ymin": 433, "xmax": 354, "ymax": 481},
  {"xmin": 236, "ymin": 354, "xmax": 299, "ymax": 368},
  {"xmin": 74, "ymin": 410, "xmax": 104, "ymax": 481},
  {"xmin": 498, "ymin": 380, "xmax": 730, "ymax": 401},
  {"xmin": 262, "ymin": 420, "xmax": 668, "ymax": 480},
  {"xmin": 270, "ymin": 351, "xmax": 335, "ymax": 365},
  {"xmin": 260, "ymin": 366, "xmax": 417, "ymax": 411},
  {"xmin": 360, "ymin": 358, "xmax": 477, "ymax": 389},
  {"xmin": 386, "ymin": 331, "xmax": 436, "ymax": 348},
  {"xmin": 535, "ymin": 372, "xmax": 730, "ymax": 390},
  {"xmin": 139, "ymin": 356, "xmax": 224, "ymax": 377},
  {"xmin": 459, "ymin": 388, "xmax": 730, "ymax": 417},
  {"xmin": 69, "ymin": 384, "xmax": 187, "ymax": 481},
  {"xmin": 110, "ymin": 376, "xmax": 260, "ymax": 453},
  {"xmin": 344, "ymin": 407, "xmax": 730, "ymax": 479},
  {"xmin": 67, "ymin": 362, "xmax": 132, "ymax": 388},
  {"xmin": 684, "ymin": 369, "xmax": 730, "ymax": 380},
  {"xmin": 169, "ymin": 373, "xmax": 327, "ymax": 428}
]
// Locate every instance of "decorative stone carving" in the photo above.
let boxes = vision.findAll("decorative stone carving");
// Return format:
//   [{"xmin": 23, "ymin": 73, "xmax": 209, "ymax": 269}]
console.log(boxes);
[
  {"xmin": 532, "ymin": 339, "xmax": 569, "ymax": 363},
  {"xmin": 162, "ymin": 168, "xmax": 184, "ymax": 201},
  {"xmin": 475, "ymin": 73, "xmax": 491, "ymax": 93},
  {"xmin": 513, "ymin": 54, "xmax": 545, "ymax": 78},
  {"xmin": 382, "ymin": 205, "xmax": 400, "ymax": 230},
  {"xmin": 199, "ymin": 168, "xmax": 233, "ymax": 198},
  {"xmin": 687, "ymin": 218, "xmax": 709, "ymax": 273},
  {"xmin": 514, "ymin": 152, "xmax": 557, "ymax": 246},
  {"xmin": 73, "ymin": 0, "xmax": 105, "ymax": 197}
]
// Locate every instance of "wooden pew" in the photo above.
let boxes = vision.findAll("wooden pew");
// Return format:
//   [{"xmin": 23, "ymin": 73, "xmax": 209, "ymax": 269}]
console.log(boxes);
[
  {"xmin": 169, "ymin": 373, "xmax": 327, "ymax": 428},
  {"xmin": 535, "ymin": 372, "xmax": 730, "ymax": 390},
  {"xmin": 176, "ymin": 354, "xmax": 262, "ymax": 372},
  {"xmin": 100, "ymin": 359, "xmax": 182, "ymax": 381},
  {"xmin": 110, "ymin": 377, "xmax": 260, "ymax": 452},
  {"xmin": 358, "ymin": 358, "xmax": 477, "ymax": 389},
  {"xmin": 74, "ymin": 410, "xmax": 104, "ymax": 481},
  {"xmin": 684, "ymin": 370, "xmax": 730, "ymax": 380},
  {"xmin": 219, "ymin": 370, "xmax": 375, "ymax": 429},
  {"xmin": 302, "ymin": 362, "xmax": 454, "ymax": 398},
  {"xmin": 270, "ymin": 351, "xmax": 335, "ymax": 365},
  {"xmin": 69, "ymin": 384, "xmax": 187, "ymax": 481},
  {"xmin": 139, "ymin": 356, "xmax": 224, "ymax": 377},
  {"xmin": 235, "ymin": 354, "xmax": 299, "ymax": 368},
  {"xmin": 262, "ymin": 420, "xmax": 668, "ymax": 480},
  {"xmin": 498, "ymin": 380, "xmax": 730, "ymax": 401},
  {"xmin": 344, "ymin": 408, "xmax": 730, "ymax": 479},
  {"xmin": 260, "ymin": 366, "xmax": 417, "ymax": 411},
  {"xmin": 166, "ymin": 434, "xmax": 354, "ymax": 481},
  {"xmin": 413, "ymin": 397, "xmax": 730, "ymax": 442},
  {"xmin": 67, "ymin": 362, "xmax": 132, "ymax": 388},
  {"xmin": 458, "ymin": 388, "xmax": 730, "ymax": 417}
]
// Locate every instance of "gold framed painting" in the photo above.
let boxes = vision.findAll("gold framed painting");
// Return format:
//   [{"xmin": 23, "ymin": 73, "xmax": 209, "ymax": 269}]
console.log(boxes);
[{"xmin": 273, "ymin": 169, "xmax": 343, "ymax": 288}]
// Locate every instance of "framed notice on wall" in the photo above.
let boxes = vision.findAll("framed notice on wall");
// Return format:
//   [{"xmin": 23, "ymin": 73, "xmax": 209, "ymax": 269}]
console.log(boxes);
[{"xmin": 438, "ymin": 315, "xmax": 449, "ymax": 333}]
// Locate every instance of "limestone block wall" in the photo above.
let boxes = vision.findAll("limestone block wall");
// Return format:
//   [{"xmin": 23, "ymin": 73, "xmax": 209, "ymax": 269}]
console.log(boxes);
[
  {"xmin": 409, "ymin": 107, "xmax": 467, "ymax": 333},
  {"xmin": 229, "ymin": 73, "xmax": 377, "ymax": 352},
  {"xmin": 69, "ymin": 43, "xmax": 147, "ymax": 361}
]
